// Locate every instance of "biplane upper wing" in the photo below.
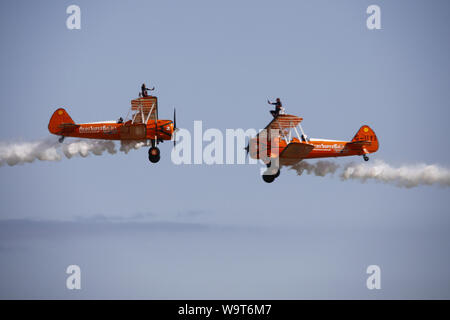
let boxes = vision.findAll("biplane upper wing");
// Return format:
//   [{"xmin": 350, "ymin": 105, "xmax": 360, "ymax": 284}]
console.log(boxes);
[
  {"xmin": 266, "ymin": 114, "xmax": 303, "ymax": 130},
  {"xmin": 279, "ymin": 142, "xmax": 314, "ymax": 166},
  {"xmin": 254, "ymin": 114, "xmax": 303, "ymax": 140},
  {"xmin": 130, "ymin": 96, "xmax": 158, "ymax": 124},
  {"xmin": 247, "ymin": 114, "xmax": 305, "ymax": 159}
]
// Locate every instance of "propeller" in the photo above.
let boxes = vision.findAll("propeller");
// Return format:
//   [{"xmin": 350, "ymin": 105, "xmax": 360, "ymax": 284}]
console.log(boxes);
[
  {"xmin": 173, "ymin": 108, "xmax": 177, "ymax": 148},
  {"xmin": 153, "ymin": 110, "xmax": 158, "ymax": 147},
  {"xmin": 244, "ymin": 144, "xmax": 250, "ymax": 160}
]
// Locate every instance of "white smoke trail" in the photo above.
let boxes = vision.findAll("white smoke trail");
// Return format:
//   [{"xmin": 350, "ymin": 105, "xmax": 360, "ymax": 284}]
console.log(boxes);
[
  {"xmin": 289, "ymin": 160, "xmax": 450, "ymax": 188},
  {"xmin": 0, "ymin": 137, "xmax": 117, "ymax": 166},
  {"xmin": 340, "ymin": 160, "xmax": 450, "ymax": 188},
  {"xmin": 119, "ymin": 140, "xmax": 148, "ymax": 154},
  {"xmin": 290, "ymin": 160, "xmax": 340, "ymax": 177},
  {"xmin": 61, "ymin": 139, "xmax": 116, "ymax": 158}
]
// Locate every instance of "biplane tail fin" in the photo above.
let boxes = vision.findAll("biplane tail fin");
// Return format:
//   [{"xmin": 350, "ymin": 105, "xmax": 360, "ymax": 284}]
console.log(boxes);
[
  {"xmin": 48, "ymin": 108, "xmax": 78, "ymax": 135},
  {"xmin": 348, "ymin": 125, "xmax": 379, "ymax": 154}
]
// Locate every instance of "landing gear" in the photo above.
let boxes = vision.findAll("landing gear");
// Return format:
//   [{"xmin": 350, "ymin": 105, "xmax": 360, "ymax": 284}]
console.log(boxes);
[
  {"xmin": 262, "ymin": 174, "xmax": 276, "ymax": 183},
  {"xmin": 274, "ymin": 169, "xmax": 280, "ymax": 178},
  {"xmin": 148, "ymin": 147, "xmax": 160, "ymax": 163},
  {"xmin": 363, "ymin": 154, "xmax": 369, "ymax": 162},
  {"xmin": 262, "ymin": 162, "xmax": 281, "ymax": 183},
  {"xmin": 58, "ymin": 136, "xmax": 65, "ymax": 143}
]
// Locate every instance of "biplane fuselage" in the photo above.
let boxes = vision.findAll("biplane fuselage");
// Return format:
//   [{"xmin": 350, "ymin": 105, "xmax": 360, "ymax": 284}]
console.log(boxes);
[
  {"xmin": 250, "ymin": 135, "xmax": 378, "ymax": 165},
  {"xmin": 49, "ymin": 115, "xmax": 174, "ymax": 142},
  {"xmin": 248, "ymin": 114, "xmax": 379, "ymax": 182},
  {"xmin": 49, "ymin": 95, "xmax": 175, "ymax": 163}
]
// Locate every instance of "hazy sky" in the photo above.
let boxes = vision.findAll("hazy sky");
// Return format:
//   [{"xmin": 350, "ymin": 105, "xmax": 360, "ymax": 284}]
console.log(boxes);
[{"xmin": 0, "ymin": 0, "xmax": 449, "ymax": 299}]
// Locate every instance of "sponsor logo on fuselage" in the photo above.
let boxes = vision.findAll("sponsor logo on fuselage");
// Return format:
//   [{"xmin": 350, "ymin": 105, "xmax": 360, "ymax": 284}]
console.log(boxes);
[
  {"xmin": 312, "ymin": 143, "xmax": 345, "ymax": 152},
  {"xmin": 79, "ymin": 125, "xmax": 117, "ymax": 134}
]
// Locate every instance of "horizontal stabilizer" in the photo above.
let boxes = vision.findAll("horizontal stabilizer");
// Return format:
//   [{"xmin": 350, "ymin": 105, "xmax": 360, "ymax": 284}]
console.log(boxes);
[
  {"xmin": 59, "ymin": 123, "xmax": 80, "ymax": 134},
  {"xmin": 347, "ymin": 140, "xmax": 372, "ymax": 147},
  {"xmin": 48, "ymin": 108, "xmax": 77, "ymax": 135}
]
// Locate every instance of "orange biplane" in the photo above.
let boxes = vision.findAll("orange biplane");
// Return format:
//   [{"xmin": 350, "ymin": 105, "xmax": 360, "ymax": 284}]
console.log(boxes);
[
  {"xmin": 48, "ymin": 90, "xmax": 177, "ymax": 163},
  {"xmin": 246, "ymin": 111, "xmax": 379, "ymax": 183}
]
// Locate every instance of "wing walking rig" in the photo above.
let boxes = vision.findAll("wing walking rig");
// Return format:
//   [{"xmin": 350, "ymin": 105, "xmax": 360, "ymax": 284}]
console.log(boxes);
[
  {"xmin": 247, "ymin": 110, "xmax": 379, "ymax": 183},
  {"xmin": 48, "ymin": 88, "xmax": 178, "ymax": 163}
]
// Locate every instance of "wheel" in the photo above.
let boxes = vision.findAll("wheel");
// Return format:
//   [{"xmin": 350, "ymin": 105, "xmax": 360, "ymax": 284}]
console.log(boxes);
[
  {"xmin": 262, "ymin": 174, "xmax": 276, "ymax": 183},
  {"xmin": 274, "ymin": 169, "xmax": 280, "ymax": 178},
  {"xmin": 363, "ymin": 155, "xmax": 369, "ymax": 162},
  {"xmin": 148, "ymin": 147, "xmax": 161, "ymax": 163},
  {"xmin": 58, "ymin": 136, "xmax": 65, "ymax": 143}
]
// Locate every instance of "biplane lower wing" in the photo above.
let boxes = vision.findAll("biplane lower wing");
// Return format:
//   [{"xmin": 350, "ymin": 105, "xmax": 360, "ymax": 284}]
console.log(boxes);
[{"xmin": 279, "ymin": 142, "xmax": 314, "ymax": 166}]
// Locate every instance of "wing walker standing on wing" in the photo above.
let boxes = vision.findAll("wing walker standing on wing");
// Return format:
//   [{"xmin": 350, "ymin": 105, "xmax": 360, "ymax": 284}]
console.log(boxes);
[
  {"xmin": 48, "ymin": 83, "xmax": 178, "ymax": 163},
  {"xmin": 246, "ymin": 98, "xmax": 379, "ymax": 183}
]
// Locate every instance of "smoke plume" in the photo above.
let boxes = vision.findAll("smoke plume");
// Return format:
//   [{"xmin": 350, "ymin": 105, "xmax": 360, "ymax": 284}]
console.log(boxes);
[
  {"xmin": 119, "ymin": 140, "xmax": 148, "ymax": 154},
  {"xmin": 0, "ymin": 137, "xmax": 118, "ymax": 166},
  {"xmin": 289, "ymin": 160, "xmax": 450, "ymax": 188},
  {"xmin": 2, "ymin": 137, "xmax": 449, "ymax": 189}
]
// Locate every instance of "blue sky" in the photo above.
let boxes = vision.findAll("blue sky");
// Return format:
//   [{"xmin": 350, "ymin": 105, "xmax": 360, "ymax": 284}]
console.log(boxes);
[{"xmin": 0, "ymin": 0, "xmax": 449, "ymax": 299}]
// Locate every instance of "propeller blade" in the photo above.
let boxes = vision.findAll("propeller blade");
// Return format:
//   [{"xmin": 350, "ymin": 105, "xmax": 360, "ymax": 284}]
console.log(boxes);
[
  {"xmin": 154, "ymin": 117, "xmax": 158, "ymax": 144},
  {"xmin": 173, "ymin": 108, "xmax": 177, "ymax": 148},
  {"xmin": 173, "ymin": 108, "xmax": 177, "ymax": 130}
]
